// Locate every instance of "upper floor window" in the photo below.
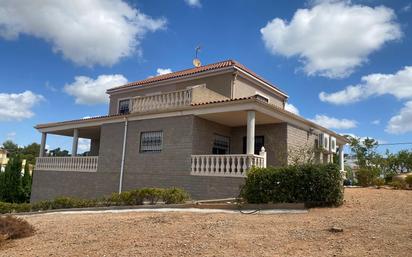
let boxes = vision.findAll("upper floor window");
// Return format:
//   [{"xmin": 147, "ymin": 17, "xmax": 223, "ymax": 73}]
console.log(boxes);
[
  {"xmin": 118, "ymin": 99, "xmax": 130, "ymax": 114},
  {"xmin": 212, "ymin": 134, "xmax": 230, "ymax": 154},
  {"xmin": 140, "ymin": 131, "xmax": 163, "ymax": 153}
]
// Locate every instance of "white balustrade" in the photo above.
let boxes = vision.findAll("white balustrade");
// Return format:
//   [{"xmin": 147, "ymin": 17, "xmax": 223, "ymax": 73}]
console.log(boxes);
[
  {"xmin": 190, "ymin": 154, "xmax": 265, "ymax": 177},
  {"xmin": 131, "ymin": 88, "xmax": 192, "ymax": 113},
  {"xmin": 35, "ymin": 156, "xmax": 99, "ymax": 172}
]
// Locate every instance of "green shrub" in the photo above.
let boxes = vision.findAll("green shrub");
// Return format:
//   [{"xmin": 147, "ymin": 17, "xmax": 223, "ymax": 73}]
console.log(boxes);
[
  {"xmin": 30, "ymin": 200, "xmax": 52, "ymax": 211},
  {"xmin": 389, "ymin": 180, "xmax": 407, "ymax": 190},
  {"xmin": 0, "ymin": 202, "xmax": 31, "ymax": 214},
  {"xmin": 0, "ymin": 187, "xmax": 190, "ymax": 213},
  {"xmin": 356, "ymin": 168, "xmax": 379, "ymax": 187},
  {"xmin": 372, "ymin": 177, "xmax": 385, "ymax": 188},
  {"xmin": 405, "ymin": 175, "xmax": 412, "ymax": 188},
  {"xmin": 140, "ymin": 188, "xmax": 163, "ymax": 205},
  {"xmin": 162, "ymin": 188, "xmax": 190, "ymax": 204},
  {"xmin": 241, "ymin": 164, "xmax": 344, "ymax": 207}
]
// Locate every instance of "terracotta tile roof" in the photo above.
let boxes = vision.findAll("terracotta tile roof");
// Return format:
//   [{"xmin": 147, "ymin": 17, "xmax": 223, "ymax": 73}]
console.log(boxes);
[{"xmin": 107, "ymin": 60, "xmax": 287, "ymax": 96}]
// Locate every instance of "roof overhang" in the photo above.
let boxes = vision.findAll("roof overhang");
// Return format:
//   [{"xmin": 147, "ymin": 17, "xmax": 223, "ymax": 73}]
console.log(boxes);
[{"xmin": 35, "ymin": 97, "xmax": 349, "ymax": 145}]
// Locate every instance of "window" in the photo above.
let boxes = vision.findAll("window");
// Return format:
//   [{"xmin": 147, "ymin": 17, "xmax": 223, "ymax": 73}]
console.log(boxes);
[
  {"xmin": 242, "ymin": 136, "xmax": 264, "ymax": 155},
  {"xmin": 212, "ymin": 134, "xmax": 230, "ymax": 154},
  {"xmin": 118, "ymin": 99, "xmax": 130, "ymax": 114},
  {"xmin": 140, "ymin": 131, "xmax": 163, "ymax": 153}
]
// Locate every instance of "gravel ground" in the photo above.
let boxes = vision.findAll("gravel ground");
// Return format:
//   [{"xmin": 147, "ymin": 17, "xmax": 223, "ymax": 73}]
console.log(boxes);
[{"xmin": 1, "ymin": 188, "xmax": 411, "ymax": 257}]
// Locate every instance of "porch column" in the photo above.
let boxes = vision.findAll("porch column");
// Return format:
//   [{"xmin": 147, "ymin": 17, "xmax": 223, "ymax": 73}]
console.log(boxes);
[
  {"xmin": 339, "ymin": 145, "xmax": 345, "ymax": 172},
  {"xmin": 39, "ymin": 132, "xmax": 47, "ymax": 157},
  {"xmin": 247, "ymin": 111, "xmax": 255, "ymax": 155},
  {"xmin": 72, "ymin": 128, "xmax": 79, "ymax": 156}
]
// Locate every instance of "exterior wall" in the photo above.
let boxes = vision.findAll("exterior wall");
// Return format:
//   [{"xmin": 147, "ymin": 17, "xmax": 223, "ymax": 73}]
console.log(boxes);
[
  {"xmin": 89, "ymin": 139, "xmax": 100, "ymax": 156},
  {"xmin": 286, "ymin": 124, "xmax": 321, "ymax": 165},
  {"xmin": 108, "ymin": 73, "xmax": 234, "ymax": 115},
  {"xmin": 31, "ymin": 117, "xmax": 321, "ymax": 202},
  {"xmin": 30, "ymin": 170, "xmax": 119, "ymax": 202},
  {"xmin": 233, "ymin": 76, "xmax": 285, "ymax": 108},
  {"xmin": 31, "ymin": 115, "xmax": 244, "ymax": 202},
  {"xmin": 231, "ymin": 123, "xmax": 288, "ymax": 167},
  {"xmin": 192, "ymin": 116, "xmax": 232, "ymax": 154}
]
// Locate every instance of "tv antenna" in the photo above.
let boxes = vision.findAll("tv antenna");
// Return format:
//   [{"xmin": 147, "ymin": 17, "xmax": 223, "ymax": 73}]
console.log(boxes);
[{"xmin": 193, "ymin": 46, "xmax": 202, "ymax": 67}]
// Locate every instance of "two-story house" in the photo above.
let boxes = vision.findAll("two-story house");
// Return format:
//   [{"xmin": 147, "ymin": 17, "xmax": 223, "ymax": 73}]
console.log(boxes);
[{"xmin": 31, "ymin": 60, "xmax": 349, "ymax": 202}]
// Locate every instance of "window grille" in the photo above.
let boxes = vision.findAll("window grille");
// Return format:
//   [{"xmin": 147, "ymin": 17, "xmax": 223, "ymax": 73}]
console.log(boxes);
[
  {"xmin": 212, "ymin": 134, "xmax": 230, "ymax": 154},
  {"xmin": 140, "ymin": 131, "xmax": 163, "ymax": 153}
]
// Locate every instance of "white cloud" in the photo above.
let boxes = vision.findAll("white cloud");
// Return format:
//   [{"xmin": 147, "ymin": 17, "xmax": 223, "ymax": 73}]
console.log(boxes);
[
  {"xmin": 185, "ymin": 0, "xmax": 201, "ymax": 8},
  {"xmin": 402, "ymin": 3, "xmax": 411, "ymax": 12},
  {"xmin": 0, "ymin": 91, "xmax": 44, "ymax": 121},
  {"xmin": 340, "ymin": 133, "xmax": 386, "ymax": 144},
  {"xmin": 310, "ymin": 114, "xmax": 357, "ymax": 129},
  {"xmin": 78, "ymin": 138, "xmax": 91, "ymax": 153},
  {"xmin": 0, "ymin": 0, "xmax": 166, "ymax": 67},
  {"xmin": 64, "ymin": 74, "xmax": 128, "ymax": 105},
  {"xmin": 6, "ymin": 132, "xmax": 16, "ymax": 140},
  {"xmin": 371, "ymin": 120, "xmax": 381, "ymax": 125},
  {"xmin": 260, "ymin": 1, "xmax": 401, "ymax": 78},
  {"xmin": 385, "ymin": 101, "xmax": 412, "ymax": 134},
  {"xmin": 319, "ymin": 66, "xmax": 412, "ymax": 104},
  {"xmin": 156, "ymin": 68, "xmax": 172, "ymax": 76},
  {"xmin": 285, "ymin": 103, "xmax": 299, "ymax": 115}
]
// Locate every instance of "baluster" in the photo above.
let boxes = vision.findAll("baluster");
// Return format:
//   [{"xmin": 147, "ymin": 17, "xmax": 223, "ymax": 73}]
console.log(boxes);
[
  {"xmin": 231, "ymin": 156, "xmax": 236, "ymax": 174},
  {"xmin": 225, "ymin": 156, "xmax": 230, "ymax": 174},
  {"xmin": 236, "ymin": 156, "xmax": 241, "ymax": 174},
  {"xmin": 191, "ymin": 156, "xmax": 195, "ymax": 173},
  {"xmin": 196, "ymin": 156, "xmax": 200, "ymax": 173},
  {"xmin": 205, "ymin": 156, "xmax": 209, "ymax": 175},
  {"xmin": 242, "ymin": 156, "xmax": 247, "ymax": 173},
  {"xmin": 219, "ymin": 156, "xmax": 224, "ymax": 174},
  {"xmin": 200, "ymin": 156, "xmax": 205, "ymax": 174},
  {"xmin": 210, "ymin": 156, "xmax": 215, "ymax": 174}
]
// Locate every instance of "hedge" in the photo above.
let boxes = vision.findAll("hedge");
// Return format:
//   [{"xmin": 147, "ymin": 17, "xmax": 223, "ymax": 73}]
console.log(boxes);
[
  {"xmin": 240, "ymin": 164, "xmax": 344, "ymax": 207},
  {"xmin": 0, "ymin": 187, "xmax": 190, "ymax": 214}
]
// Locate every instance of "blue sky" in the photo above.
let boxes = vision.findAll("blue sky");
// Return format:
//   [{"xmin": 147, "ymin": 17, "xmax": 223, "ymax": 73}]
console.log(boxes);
[{"xmin": 0, "ymin": 0, "xmax": 411, "ymax": 153}]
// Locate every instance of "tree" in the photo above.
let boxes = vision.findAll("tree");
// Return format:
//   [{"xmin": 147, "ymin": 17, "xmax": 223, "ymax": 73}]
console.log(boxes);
[
  {"xmin": 2, "ymin": 140, "xmax": 19, "ymax": 156},
  {"xmin": 21, "ymin": 143, "xmax": 40, "ymax": 165},
  {"xmin": 1, "ymin": 156, "xmax": 24, "ymax": 203},
  {"xmin": 346, "ymin": 136, "xmax": 379, "ymax": 169},
  {"xmin": 21, "ymin": 162, "xmax": 32, "ymax": 202},
  {"xmin": 48, "ymin": 147, "xmax": 69, "ymax": 157}
]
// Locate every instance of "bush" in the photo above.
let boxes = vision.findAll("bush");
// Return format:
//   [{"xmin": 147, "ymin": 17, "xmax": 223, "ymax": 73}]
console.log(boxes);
[
  {"xmin": 139, "ymin": 188, "xmax": 163, "ymax": 205},
  {"xmin": 389, "ymin": 180, "xmax": 407, "ymax": 190},
  {"xmin": 356, "ymin": 168, "xmax": 379, "ymax": 187},
  {"xmin": 372, "ymin": 177, "xmax": 385, "ymax": 188},
  {"xmin": 0, "ymin": 215, "xmax": 34, "ymax": 243},
  {"xmin": 241, "ymin": 164, "xmax": 344, "ymax": 207},
  {"xmin": 162, "ymin": 188, "xmax": 190, "ymax": 204},
  {"xmin": 0, "ymin": 187, "xmax": 190, "ymax": 214},
  {"xmin": 405, "ymin": 175, "xmax": 412, "ymax": 188}
]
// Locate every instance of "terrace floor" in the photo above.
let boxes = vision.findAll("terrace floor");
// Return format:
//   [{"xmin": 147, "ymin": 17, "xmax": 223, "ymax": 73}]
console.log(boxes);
[{"xmin": 1, "ymin": 188, "xmax": 411, "ymax": 257}]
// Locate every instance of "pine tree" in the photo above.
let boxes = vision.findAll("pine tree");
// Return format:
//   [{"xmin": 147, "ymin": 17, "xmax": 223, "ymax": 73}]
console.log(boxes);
[
  {"xmin": 21, "ymin": 163, "xmax": 32, "ymax": 202},
  {"xmin": 2, "ymin": 156, "xmax": 23, "ymax": 203}
]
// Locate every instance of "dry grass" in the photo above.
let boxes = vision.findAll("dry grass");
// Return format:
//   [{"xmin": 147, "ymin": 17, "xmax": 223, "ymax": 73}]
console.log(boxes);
[
  {"xmin": 0, "ymin": 215, "xmax": 34, "ymax": 244},
  {"xmin": 0, "ymin": 188, "xmax": 411, "ymax": 257}
]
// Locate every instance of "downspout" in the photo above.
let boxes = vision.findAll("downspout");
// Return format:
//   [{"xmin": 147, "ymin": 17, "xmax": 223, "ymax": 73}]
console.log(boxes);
[{"xmin": 118, "ymin": 117, "xmax": 128, "ymax": 193}]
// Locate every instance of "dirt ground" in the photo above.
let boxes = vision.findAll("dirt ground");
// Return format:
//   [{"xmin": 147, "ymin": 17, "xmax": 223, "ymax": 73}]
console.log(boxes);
[{"xmin": 1, "ymin": 188, "xmax": 411, "ymax": 257}]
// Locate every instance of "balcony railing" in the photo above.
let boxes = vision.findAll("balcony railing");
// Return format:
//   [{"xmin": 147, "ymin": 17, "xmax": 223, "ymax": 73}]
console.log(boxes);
[
  {"xmin": 131, "ymin": 88, "xmax": 193, "ymax": 113},
  {"xmin": 35, "ymin": 156, "xmax": 99, "ymax": 172},
  {"xmin": 191, "ymin": 154, "xmax": 266, "ymax": 177}
]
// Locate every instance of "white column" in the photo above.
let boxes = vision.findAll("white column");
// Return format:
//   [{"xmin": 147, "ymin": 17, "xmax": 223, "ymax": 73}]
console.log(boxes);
[
  {"xmin": 246, "ymin": 111, "xmax": 255, "ymax": 155},
  {"xmin": 72, "ymin": 128, "xmax": 79, "ymax": 156},
  {"xmin": 39, "ymin": 132, "xmax": 47, "ymax": 157},
  {"xmin": 339, "ymin": 145, "xmax": 345, "ymax": 171}
]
